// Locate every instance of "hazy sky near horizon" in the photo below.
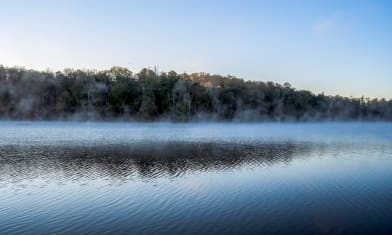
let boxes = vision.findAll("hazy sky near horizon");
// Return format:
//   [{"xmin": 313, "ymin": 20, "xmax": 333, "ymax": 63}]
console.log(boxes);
[{"xmin": 0, "ymin": 0, "xmax": 391, "ymax": 98}]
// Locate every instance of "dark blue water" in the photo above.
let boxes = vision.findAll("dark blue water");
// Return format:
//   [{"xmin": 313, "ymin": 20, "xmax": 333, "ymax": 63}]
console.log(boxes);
[{"xmin": 0, "ymin": 122, "xmax": 392, "ymax": 234}]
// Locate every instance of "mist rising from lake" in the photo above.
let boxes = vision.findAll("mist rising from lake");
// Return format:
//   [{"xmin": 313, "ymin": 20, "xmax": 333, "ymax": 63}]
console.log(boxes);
[{"xmin": 1, "ymin": 122, "xmax": 392, "ymax": 234}]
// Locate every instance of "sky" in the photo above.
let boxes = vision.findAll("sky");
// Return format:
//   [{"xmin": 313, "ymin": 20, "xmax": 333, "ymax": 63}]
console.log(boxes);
[{"xmin": 0, "ymin": 0, "xmax": 391, "ymax": 98}]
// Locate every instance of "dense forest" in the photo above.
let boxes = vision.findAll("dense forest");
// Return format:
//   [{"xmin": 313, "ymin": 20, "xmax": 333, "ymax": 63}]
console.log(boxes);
[{"xmin": 0, "ymin": 65, "xmax": 391, "ymax": 121}]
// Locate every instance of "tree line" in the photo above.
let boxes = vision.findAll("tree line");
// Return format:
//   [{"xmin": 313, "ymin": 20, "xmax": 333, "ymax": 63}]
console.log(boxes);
[{"xmin": 0, "ymin": 65, "xmax": 391, "ymax": 121}]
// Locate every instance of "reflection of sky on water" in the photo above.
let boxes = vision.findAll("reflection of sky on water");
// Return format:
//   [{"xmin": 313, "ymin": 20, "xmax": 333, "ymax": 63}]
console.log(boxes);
[
  {"xmin": 0, "ymin": 121, "xmax": 391, "ymax": 146},
  {"xmin": 1, "ymin": 122, "xmax": 392, "ymax": 234}
]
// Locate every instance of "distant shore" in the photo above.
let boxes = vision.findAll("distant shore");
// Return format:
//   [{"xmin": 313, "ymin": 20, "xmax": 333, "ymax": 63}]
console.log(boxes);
[{"xmin": 1, "ymin": 65, "xmax": 391, "ymax": 122}]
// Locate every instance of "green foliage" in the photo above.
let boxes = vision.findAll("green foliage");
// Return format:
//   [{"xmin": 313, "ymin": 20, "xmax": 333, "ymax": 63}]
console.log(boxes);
[{"xmin": 0, "ymin": 65, "xmax": 391, "ymax": 121}]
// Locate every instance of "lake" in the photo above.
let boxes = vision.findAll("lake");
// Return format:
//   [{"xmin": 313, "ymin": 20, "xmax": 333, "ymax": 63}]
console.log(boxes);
[{"xmin": 1, "ymin": 122, "xmax": 392, "ymax": 235}]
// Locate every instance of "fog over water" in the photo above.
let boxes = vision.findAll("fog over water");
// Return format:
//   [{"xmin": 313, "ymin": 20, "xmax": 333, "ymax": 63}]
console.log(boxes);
[
  {"xmin": 1, "ymin": 122, "xmax": 392, "ymax": 235},
  {"xmin": 1, "ymin": 121, "xmax": 391, "ymax": 145}
]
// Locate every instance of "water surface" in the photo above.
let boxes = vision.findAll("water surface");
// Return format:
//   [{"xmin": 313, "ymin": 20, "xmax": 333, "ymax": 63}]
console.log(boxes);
[{"xmin": 1, "ymin": 122, "xmax": 392, "ymax": 234}]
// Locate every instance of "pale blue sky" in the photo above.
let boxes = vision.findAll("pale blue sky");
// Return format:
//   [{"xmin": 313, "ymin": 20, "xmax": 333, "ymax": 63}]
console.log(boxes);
[{"xmin": 0, "ymin": 0, "xmax": 391, "ymax": 98}]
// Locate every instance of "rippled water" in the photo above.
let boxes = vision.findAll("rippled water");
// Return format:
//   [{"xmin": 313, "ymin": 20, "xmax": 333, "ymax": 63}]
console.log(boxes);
[{"xmin": 1, "ymin": 122, "xmax": 392, "ymax": 235}]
